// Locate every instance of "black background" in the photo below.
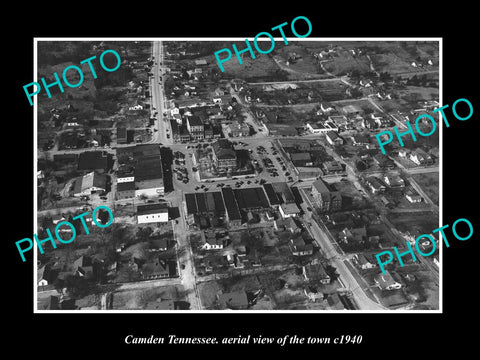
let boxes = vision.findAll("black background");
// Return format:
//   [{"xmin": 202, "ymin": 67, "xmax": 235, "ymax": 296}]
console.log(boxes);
[{"xmin": 6, "ymin": 3, "xmax": 478, "ymax": 356}]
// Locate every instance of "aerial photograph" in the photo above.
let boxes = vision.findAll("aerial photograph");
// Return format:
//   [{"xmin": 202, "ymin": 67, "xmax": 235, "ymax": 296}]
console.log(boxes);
[{"xmin": 35, "ymin": 39, "xmax": 440, "ymax": 311}]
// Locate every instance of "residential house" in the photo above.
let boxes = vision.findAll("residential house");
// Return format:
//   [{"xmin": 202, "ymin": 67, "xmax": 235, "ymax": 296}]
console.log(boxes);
[
  {"xmin": 227, "ymin": 120, "xmax": 250, "ymax": 137},
  {"xmin": 274, "ymin": 217, "xmax": 300, "ymax": 233},
  {"xmin": 289, "ymin": 237, "xmax": 314, "ymax": 256},
  {"xmin": 340, "ymin": 226, "xmax": 367, "ymax": 244},
  {"xmin": 342, "ymin": 105, "xmax": 363, "ymax": 116},
  {"xmin": 74, "ymin": 255, "xmax": 94, "ymax": 278},
  {"xmin": 365, "ymin": 177, "xmax": 386, "ymax": 194},
  {"xmin": 200, "ymin": 232, "xmax": 224, "ymax": 250},
  {"xmin": 141, "ymin": 259, "xmax": 170, "ymax": 280},
  {"xmin": 38, "ymin": 265, "xmax": 49, "ymax": 287},
  {"xmin": 325, "ymin": 131, "xmax": 343, "ymax": 146},
  {"xmin": 354, "ymin": 253, "xmax": 376, "ymax": 270},
  {"xmin": 373, "ymin": 154, "xmax": 395, "ymax": 169},
  {"xmin": 302, "ymin": 263, "xmax": 331, "ymax": 284},
  {"xmin": 409, "ymin": 148, "xmax": 434, "ymax": 166},
  {"xmin": 383, "ymin": 174, "xmax": 405, "ymax": 188},
  {"xmin": 374, "ymin": 271, "xmax": 402, "ymax": 290},
  {"xmin": 352, "ymin": 134, "xmax": 370, "ymax": 146}
]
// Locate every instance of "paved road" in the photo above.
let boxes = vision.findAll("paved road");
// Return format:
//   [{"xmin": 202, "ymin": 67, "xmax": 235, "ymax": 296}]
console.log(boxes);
[{"xmin": 299, "ymin": 187, "xmax": 386, "ymax": 310}]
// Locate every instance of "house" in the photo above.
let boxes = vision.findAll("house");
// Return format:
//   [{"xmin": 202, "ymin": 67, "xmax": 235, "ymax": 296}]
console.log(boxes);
[
  {"xmin": 212, "ymin": 139, "xmax": 237, "ymax": 172},
  {"xmin": 217, "ymin": 291, "xmax": 249, "ymax": 310},
  {"xmin": 342, "ymin": 104, "xmax": 363, "ymax": 116},
  {"xmin": 383, "ymin": 174, "xmax": 405, "ymax": 188},
  {"xmin": 149, "ymin": 238, "xmax": 168, "ymax": 252},
  {"xmin": 306, "ymin": 121, "xmax": 338, "ymax": 134},
  {"xmin": 365, "ymin": 177, "xmax": 386, "ymax": 194},
  {"xmin": 136, "ymin": 203, "xmax": 169, "ymax": 224},
  {"xmin": 373, "ymin": 154, "xmax": 395, "ymax": 169},
  {"xmin": 289, "ymin": 237, "xmax": 314, "ymax": 256},
  {"xmin": 325, "ymin": 131, "xmax": 343, "ymax": 146},
  {"xmin": 141, "ymin": 259, "xmax": 170, "ymax": 280},
  {"xmin": 227, "ymin": 120, "xmax": 250, "ymax": 137},
  {"xmin": 72, "ymin": 171, "xmax": 106, "ymax": 197},
  {"xmin": 200, "ymin": 232, "xmax": 224, "ymax": 250},
  {"xmin": 275, "ymin": 217, "xmax": 300, "ymax": 233},
  {"xmin": 302, "ymin": 263, "xmax": 331, "ymax": 284},
  {"xmin": 352, "ymin": 134, "xmax": 370, "ymax": 146},
  {"xmin": 322, "ymin": 160, "xmax": 343, "ymax": 174},
  {"xmin": 374, "ymin": 271, "xmax": 402, "ymax": 290},
  {"xmin": 354, "ymin": 253, "xmax": 376, "ymax": 270},
  {"xmin": 74, "ymin": 255, "xmax": 94, "ymax": 278},
  {"xmin": 340, "ymin": 226, "xmax": 367, "ymax": 244},
  {"xmin": 398, "ymin": 149, "xmax": 408, "ymax": 158},
  {"xmin": 311, "ymin": 179, "xmax": 342, "ymax": 212},
  {"xmin": 38, "ymin": 265, "xmax": 49, "ymax": 286},
  {"xmin": 409, "ymin": 148, "xmax": 434, "ymax": 166},
  {"xmin": 405, "ymin": 187, "xmax": 422, "ymax": 203}
]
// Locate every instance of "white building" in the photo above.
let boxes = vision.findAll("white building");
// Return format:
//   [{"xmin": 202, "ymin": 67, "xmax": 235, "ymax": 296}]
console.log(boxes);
[{"xmin": 136, "ymin": 204, "xmax": 169, "ymax": 224}]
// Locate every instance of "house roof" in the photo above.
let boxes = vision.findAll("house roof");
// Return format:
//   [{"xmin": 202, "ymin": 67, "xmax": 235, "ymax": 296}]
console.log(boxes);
[
  {"xmin": 312, "ymin": 179, "xmax": 331, "ymax": 193},
  {"xmin": 142, "ymin": 260, "xmax": 169, "ymax": 276},
  {"xmin": 136, "ymin": 203, "xmax": 169, "ymax": 216},
  {"xmin": 187, "ymin": 115, "xmax": 203, "ymax": 127},
  {"xmin": 281, "ymin": 202, "xmax": 300, "ymax": 215},
  {"xmin": 117, "ymin": 181, "xmax": 136, "ymax": 192},
  {"xmin": 38, "ymin": 265, "xmax": 46, "ymax": 282},
  {"xmin": 374, "ymin": 271, "xmax": 398, "ymax": 289},
  {"xmin": 78, "ymin": 151, "xmax": 109, "ymax": 171},
  {"xmin": 82, "ymin": 171, "xmax": 107, "ymax": 190},
  {"xmin": 290, "ymin": 152, "xmax": 311, "ymax": 161},
  {"xmin": 213, "ymin": 139, "xmax": 236, "ymax": 160},
  {"xmin": 304, "ymin": 263, "xmax": 330, "ymax": 281}
]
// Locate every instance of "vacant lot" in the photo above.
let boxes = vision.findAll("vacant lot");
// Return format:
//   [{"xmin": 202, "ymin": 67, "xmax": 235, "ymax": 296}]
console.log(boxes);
[
  {"xmin": 387, "ymin": 211, "xmax": 439, "ymax": 237},
  {"xmin": 111, "ymin": 284, "xmax": 186, "ymax": 310},
  {"xmin": 412, "ymin": 172, "xmax": 439, "ymax": 206}
]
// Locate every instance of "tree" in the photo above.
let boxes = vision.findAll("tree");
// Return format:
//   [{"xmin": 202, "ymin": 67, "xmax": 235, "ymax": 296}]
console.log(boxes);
[{"xmin": 97, "ymin": 208, "xmax": 111, "ymax": 225}]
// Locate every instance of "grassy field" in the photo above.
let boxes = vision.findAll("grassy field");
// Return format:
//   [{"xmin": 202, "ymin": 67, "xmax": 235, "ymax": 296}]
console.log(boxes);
[{"xmin": 412, "ymin": 172, "xmax": 440, "ymax": 206}]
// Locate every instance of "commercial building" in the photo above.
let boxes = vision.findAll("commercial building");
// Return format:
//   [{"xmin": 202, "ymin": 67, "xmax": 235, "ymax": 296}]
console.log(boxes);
[
  {"xmin": 186, "ymin": 115, "xmax": 205, "ymax": 140},
  {"xmin": 116, "ymin": 181, "xmax": 135, "ymax": 200},
  {"xmin": 221, "ymin": 187, "xmax": 242, "ymax": 227},
  {"xmin": 73, "ymin": 171, "xmax": 107, "ymax": 197},
  {"xmin": 212, "ymin": 139, "xmax": 237, "ymax": 172},
  {"xmin": 311, "ymin": 179, "xmax": 342, "ymax": 212},
  {"xmin": 136, "ymin": 203, "xmax": 169, "ymax": 224}
]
